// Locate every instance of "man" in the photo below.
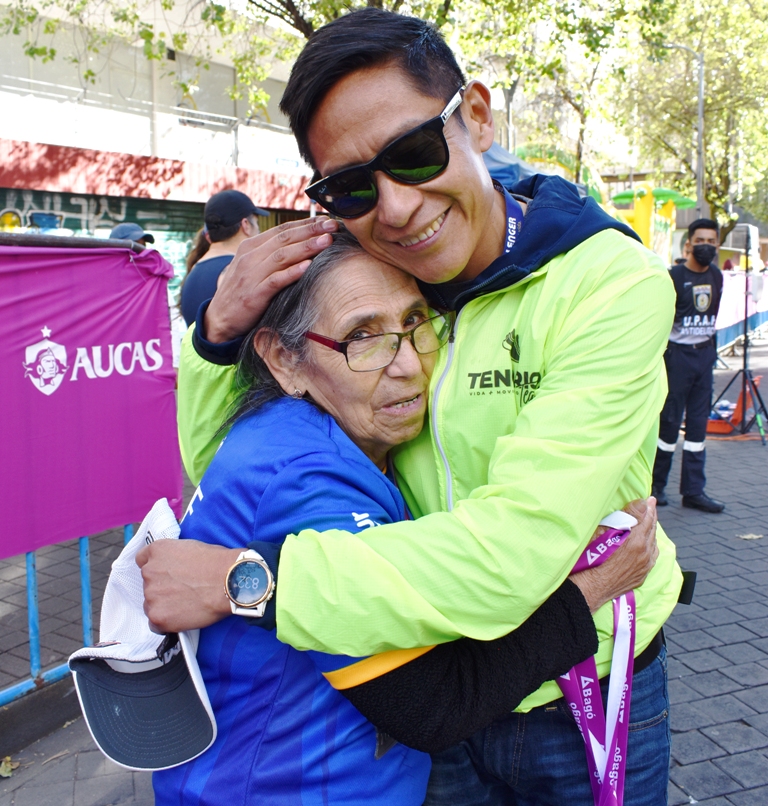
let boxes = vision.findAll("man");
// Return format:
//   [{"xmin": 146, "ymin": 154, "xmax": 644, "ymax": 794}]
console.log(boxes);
[
  {"xmin": 109, "ymin": 222, "xmax": 154, "ymax": 246},
  {"xmin": 179, "ymin": 189, "xmax": 269, "ymax": 325},
  {"xmin": 652, "ymin": 218, "xmax": 724, "ymax": 513},
  {"xmin": 140, "ymin": 10, "xmax": 682, "ymax": 803}
]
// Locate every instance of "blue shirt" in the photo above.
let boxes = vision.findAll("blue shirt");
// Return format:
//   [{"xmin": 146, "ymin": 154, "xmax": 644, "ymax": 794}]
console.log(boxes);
[
  {"xmin": 152, "ymin": 398, "xmax": 430, "ymax": 805},
  {"xmin": 180, "ymin": 255, "xmax": 234, "ymax": 326}
]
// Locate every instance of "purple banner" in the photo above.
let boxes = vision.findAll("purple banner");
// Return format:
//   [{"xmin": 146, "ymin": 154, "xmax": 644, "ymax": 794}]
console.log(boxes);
[{"xmin": 0, "ymin": 245, "xmax": 183, "ymax": 559}]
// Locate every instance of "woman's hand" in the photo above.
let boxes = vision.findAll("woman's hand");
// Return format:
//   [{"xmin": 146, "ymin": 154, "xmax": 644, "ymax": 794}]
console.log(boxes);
[
  {"xmin": 570, "ymin": 498, "xmax": 659, "ymax": 613},
  {"xmin": 205, "ymin": 216, "xmax": 339, "ymax": 343}
]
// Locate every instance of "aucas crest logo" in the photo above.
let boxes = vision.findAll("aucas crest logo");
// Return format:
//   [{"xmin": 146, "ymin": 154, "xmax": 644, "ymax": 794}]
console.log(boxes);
[{"xmin": 23, "ymin": 327, "xmax": 68, "ymax": 396}]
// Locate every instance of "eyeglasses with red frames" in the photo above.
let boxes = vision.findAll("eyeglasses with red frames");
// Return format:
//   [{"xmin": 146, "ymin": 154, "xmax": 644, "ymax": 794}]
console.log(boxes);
[{"xmin": 304, "ymin": 311, "xmax": 454, "ymax": 372}]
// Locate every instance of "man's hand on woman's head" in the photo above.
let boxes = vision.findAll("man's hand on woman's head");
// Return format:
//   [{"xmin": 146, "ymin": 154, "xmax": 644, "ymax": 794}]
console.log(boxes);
[
  {"xmin": 204, "ymin": 216, "xmax": 339, "ymax": 344},
  {"xmin": 570, "ymin": 497, "xmax": 659, "ymax": 614},
  {"xmin": 136, "ymin": 540, "xmax": 241, "ymax": 633}
]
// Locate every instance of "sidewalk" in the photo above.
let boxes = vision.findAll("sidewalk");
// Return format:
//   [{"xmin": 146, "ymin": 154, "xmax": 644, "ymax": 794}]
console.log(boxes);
[
  {"xmin": 664, "ymin": 336, "xmax": 768, "ymax": 805},
  {"xmin": 0, "ymin": 718, "xmax": 151, "ymax": 806},
  {"xmin": 1, "ymin": 339, "xmax": 767, "ymax": 806}
]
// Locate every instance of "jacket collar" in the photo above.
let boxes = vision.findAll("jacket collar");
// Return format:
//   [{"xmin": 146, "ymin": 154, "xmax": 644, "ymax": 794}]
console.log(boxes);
[{"xmin": 421, "ymin": 175, "xmax": 640, "ymax": 312}]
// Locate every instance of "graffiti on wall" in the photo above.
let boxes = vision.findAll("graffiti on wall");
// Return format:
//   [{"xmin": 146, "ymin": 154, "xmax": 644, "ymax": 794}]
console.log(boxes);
[
  {"xmin": 0, "ymin": 188, "xmax": 204, "ymax": 237},
  {"xmin": 0, "ymin": 189, "xmax": 130, "ymax": 233}
]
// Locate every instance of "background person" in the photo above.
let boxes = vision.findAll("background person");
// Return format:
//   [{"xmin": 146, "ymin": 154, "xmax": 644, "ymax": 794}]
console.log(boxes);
[
  {"xmin": 176, "ymin": 228, "xmax": 210, "ymax": 319},
  {"xmin": 141, "ymin": 10, "xmax": 682, "ymax": 804},
  {"xmin": 179, "ymin": 190, "xmax": 268, "ymax": 326},
  {"xmin": 108, "ymin": 222, "xmax": 154, "ymax": 246},
  {"xmin": 185, "ymin": 227, "xmax": 211, "ymax": 273},
  {"xmin": 152, "ymin": 232, "xmax": 658, "ymax": 805},
  {"xmin": 652, "ymin": 218, "xmax": 724, "ymax": 513}
]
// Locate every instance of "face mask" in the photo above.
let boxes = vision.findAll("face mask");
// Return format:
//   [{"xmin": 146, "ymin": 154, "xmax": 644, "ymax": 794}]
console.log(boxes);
[{"xmin": 692, "ymin": 244, "xmax": 717, "ymax": 267}]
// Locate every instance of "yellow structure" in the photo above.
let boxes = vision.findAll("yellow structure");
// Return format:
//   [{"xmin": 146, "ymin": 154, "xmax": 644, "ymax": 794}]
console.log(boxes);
[{"xmin": 612, "ymin": 184, "xmax": 696, "ymax": 264}]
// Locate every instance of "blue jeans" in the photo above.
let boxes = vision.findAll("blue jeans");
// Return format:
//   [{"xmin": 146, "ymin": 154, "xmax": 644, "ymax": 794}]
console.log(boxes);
[{"xmin": 424, "ymin": 645, "xmax": 670, "ymax": 806}]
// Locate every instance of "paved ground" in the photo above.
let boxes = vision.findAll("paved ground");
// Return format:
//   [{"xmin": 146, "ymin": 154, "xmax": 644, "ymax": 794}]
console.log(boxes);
[
  {"xmin": 0, "ymin": 485, "xmax": 196, "ymax": 803},
  {"xmin": 663, "ymin": 337, "xmax": 768, "ymax": 806},
  {"xmin": 0, "ymin": 718, "xmax": 152, "ymax": 806},
  {"xmin": 1, "ymin": 337, "xmax": 767, "ymax": 805},
  {"xmin": 0, "ymin": 527, "xmax": 134, "ymax": 693}
]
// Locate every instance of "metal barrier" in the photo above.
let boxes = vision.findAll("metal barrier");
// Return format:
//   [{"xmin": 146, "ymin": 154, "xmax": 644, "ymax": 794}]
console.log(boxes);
[{"xmin": 0, "ymin": 524, "xmax": 134, "ymax": 708}]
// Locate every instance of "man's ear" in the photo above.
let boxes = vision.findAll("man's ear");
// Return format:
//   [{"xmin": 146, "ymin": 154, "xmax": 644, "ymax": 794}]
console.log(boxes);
[
  {"xmin": 241, "ymin": 217, "xmax": 256, "ymax": 238},
  {"xmin": 462, "ymin": 80, "xmax": 496, "ymax": 153},
  {"xmin": 253, "ymin": 328, "xmax": 299, "ymax": 395}
]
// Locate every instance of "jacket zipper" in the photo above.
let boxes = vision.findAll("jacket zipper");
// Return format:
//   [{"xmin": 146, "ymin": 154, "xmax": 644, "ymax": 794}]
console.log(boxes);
[
  {"xmin": 431, "ymin": 309, "xmax": 462, "ymax": 510},
  {"xmin": 430, "ymin": 274, "xmax": 534, "ymax": 510}
]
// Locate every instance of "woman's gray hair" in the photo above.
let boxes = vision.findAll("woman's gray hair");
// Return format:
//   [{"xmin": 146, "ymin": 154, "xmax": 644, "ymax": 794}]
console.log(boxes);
[{"xmin": 227, "ymin": 228, "xmax": 367, "ymax": 425}]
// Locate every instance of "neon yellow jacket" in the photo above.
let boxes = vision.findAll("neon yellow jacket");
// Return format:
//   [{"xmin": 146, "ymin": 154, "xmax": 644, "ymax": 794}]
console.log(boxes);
[{"xmin": 178, "ymin": 226, "xmax": 682, "ymax": 712}]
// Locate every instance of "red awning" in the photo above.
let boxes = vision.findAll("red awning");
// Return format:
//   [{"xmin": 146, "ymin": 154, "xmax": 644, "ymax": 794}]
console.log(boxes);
[{"xmin": 0, "ymin": 138, "xmax": 311, "ymax": 211}]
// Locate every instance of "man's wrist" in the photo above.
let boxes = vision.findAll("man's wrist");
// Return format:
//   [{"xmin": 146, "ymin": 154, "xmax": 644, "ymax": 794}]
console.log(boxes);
[
  {"xmin": 193, "ymin": 300, "xmax": 244, "ymax": 365},
  {"xmin": 204, "ymin": 297, "xmax": 240, "ymax": 344}
]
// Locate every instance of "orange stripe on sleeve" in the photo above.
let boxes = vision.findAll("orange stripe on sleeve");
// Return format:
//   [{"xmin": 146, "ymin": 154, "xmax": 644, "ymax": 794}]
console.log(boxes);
[{"xmin": 323, "ymin": 646, "xmax": 435, "ymax": 690}]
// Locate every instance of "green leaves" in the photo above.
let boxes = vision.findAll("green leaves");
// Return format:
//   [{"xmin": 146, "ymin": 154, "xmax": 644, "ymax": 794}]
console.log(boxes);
[
  {"xmin": 1, "ymin": 0, "xmax": 763, "ymax": 222},
  {"xmin": 201, "ymin": 3, "xmax": 228, "ymax": 28},
  {"xmin": 612, "ymin": 0, "xmax": 768, "ymax": 225},
  {"xmin": 23, "ymin": 41, "xmax": 55, "ymax": 59},
  {"xmin": 137, "ymin": 23, "xmax": 168, "ymax": 60},
  {"xmin": 0, "ymin": 757, "xmax": 19, "ymax": 778}
]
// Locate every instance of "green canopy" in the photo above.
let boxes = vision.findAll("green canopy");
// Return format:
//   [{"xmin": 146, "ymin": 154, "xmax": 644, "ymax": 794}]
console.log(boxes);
[{"xmin": 612, "ymin": 187, "xmax": 696, "ymax": 208}]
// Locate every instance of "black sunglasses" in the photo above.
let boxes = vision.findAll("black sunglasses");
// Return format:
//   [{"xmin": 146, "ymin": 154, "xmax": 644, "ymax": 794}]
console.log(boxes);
[{"xmin": 305, "ymin": 89, "xmax": 464, "ymax": 219}]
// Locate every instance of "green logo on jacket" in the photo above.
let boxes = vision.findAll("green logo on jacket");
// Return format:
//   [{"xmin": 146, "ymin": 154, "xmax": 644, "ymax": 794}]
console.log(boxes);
[
  {"xmin": 503, "ymin": 329, "xmax": 521, "ymax": 362},
  {"xmin": 466, "ymin": 329, "xmax": 541, "ymax": 404}
]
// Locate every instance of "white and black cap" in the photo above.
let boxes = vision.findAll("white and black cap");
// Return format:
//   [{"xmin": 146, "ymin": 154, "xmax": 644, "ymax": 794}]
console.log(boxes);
[{"xmin": 69, "ymin": 499, "xmax": 216, "ymax": 771}]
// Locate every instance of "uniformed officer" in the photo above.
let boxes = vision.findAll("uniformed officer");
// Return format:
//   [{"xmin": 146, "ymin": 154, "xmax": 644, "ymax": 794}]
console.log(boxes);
[{"xmin": 652, "ymin": 218, "xmax": 725, "ymax": 512}]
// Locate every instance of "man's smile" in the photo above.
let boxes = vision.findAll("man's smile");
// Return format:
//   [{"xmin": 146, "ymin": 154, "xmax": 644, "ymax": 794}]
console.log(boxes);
[{"xmin": 397, "ymin": 211, "xmax": 448, "ymax": 248}]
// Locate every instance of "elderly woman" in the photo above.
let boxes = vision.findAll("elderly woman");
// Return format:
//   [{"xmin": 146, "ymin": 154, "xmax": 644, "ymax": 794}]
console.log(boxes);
[{"xmin": 152, "ymin": 231, "xmax": 656, "ymax": 806}]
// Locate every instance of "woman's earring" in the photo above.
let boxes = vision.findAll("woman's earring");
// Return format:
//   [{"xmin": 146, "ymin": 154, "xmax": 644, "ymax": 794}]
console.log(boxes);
[{"xmin": 292, "ymin": 389, "xmax": 304, "ymax": 399}]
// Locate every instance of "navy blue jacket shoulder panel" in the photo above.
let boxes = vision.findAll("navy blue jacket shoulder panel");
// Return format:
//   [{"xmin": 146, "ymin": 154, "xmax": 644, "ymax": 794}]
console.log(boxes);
[{"xmin": 422, "ymin": 174, "xmax": 641, "ymax": 311}]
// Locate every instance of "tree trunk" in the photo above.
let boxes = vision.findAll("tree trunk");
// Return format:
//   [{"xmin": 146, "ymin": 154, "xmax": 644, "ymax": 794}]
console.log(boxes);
[
  {"xmin": 574, "ymin": 113, "xmax": 587, "ymax": 185},
  {"xmin": 502, "ymin": 81, "xmax": 518, "ymax": 152}
]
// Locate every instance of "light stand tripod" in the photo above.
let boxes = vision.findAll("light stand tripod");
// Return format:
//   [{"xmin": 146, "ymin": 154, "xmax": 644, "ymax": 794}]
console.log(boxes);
[{"xmin": 713, "ymin": 227, "xmax": 768, "ymax": 444}]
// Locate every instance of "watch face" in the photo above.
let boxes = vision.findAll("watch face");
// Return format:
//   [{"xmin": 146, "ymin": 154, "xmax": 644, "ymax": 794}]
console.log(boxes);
[{"xmin": 228, "ymin": 561, "xmax": 270, "ymax": 607}]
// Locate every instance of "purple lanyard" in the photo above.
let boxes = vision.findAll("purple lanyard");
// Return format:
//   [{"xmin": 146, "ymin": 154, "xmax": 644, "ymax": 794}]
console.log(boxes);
[
  {"xmin": 501, "ymin": 187, "xmax": 524, "ymax": 255},
  {"xmin": 557, "ymin": 511, "xmax": 638, "ymax": 806}
]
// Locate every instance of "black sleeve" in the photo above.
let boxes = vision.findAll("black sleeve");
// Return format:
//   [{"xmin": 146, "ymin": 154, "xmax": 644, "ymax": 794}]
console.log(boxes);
[
  {"xmin": 244, "ymin": 541, "xmax": 280, "ymax": 629},
  {"xmin": 192, "ymin": 299, "xmax": 244, "ymax": 366},
  {"xmin": 341, "ymin": 579, "xmax": 597, "ymax": 753}
]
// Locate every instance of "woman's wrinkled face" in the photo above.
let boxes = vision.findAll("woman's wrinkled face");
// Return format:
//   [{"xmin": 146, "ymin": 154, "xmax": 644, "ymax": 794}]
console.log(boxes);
[{"xmin": 293, "ymin": 255, "xmax": 437, "ymax": 468}]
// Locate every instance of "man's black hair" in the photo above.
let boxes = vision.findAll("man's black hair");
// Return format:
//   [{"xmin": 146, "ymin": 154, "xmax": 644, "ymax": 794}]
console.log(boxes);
[
  {"xmin": 688, "ymin": 218, "xmax": 719, "ymax": 239},
  {"xmin": 280, "ymin": 8, "xmax": 466, "ymax": 169}
]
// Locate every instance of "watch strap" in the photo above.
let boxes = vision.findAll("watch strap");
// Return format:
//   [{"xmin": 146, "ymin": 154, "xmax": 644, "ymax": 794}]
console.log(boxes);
[
  {"xmin": 231, "ymin": 601, "xmax": 267, "ymax": 617},
  {"xmin": 237, "ymin": 541, "xmax": 281, "ymax": 629}
]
